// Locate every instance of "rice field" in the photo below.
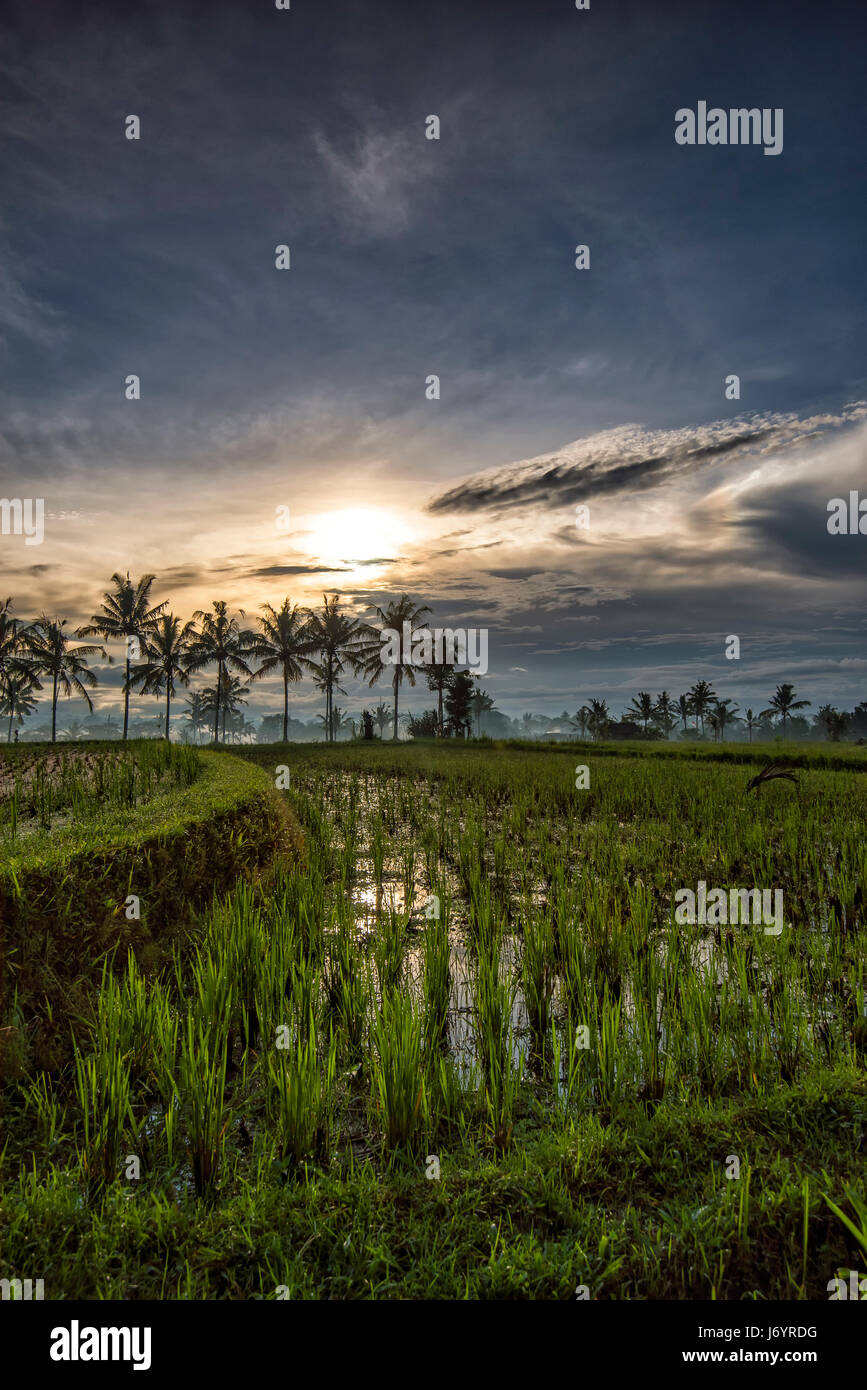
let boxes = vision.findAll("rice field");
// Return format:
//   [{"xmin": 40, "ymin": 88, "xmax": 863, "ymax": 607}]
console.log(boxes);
[
  {"xmin": 0, "ymin": 741, "xmax": 200, "ymax": 843},
  {"xmin": 1, "ymin": 740, "xmax": 866, "ymax": 1299}
]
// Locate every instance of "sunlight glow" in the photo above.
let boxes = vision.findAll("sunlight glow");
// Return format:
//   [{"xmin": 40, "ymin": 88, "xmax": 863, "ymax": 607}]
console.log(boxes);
[{"xmin": 307, "ymin": 507, "xmax": 413, "ymax": 564}]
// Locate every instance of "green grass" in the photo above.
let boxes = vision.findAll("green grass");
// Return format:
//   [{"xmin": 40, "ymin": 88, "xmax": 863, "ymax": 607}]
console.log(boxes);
[
  {"xmin": 0, "ymin": 746, "xmax": 302, "ymax": 1076},
  {"xmin": 1, "ymin": 738, "xmax": 865, "ymax": 1298}
]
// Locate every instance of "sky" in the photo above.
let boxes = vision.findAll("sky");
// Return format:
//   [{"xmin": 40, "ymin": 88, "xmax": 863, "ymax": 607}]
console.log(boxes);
[{"xmin": 1, "ymin": 0, "xmax": 865, "ymax": 726}]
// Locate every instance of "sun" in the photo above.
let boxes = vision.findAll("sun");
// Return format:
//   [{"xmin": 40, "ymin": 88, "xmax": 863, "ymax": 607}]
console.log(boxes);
[{"xmin": 307, "ymin": 507, "xmax": 412, "ymax": 565}]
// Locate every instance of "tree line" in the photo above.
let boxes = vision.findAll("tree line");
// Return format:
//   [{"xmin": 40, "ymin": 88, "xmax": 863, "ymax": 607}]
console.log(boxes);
[
  {"xmin": 568, "ymin": 683, "xmax": 825, "ymax": 743},
  {"xmin": 0, "ymin": 582, "xmax": 487, "ymax": 744},
  {"xmin": 0, "ymin": 578, "xmax": 859, "ymax": 745}
]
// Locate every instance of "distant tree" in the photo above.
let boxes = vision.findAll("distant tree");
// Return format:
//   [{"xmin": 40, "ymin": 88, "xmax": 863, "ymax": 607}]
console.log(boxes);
[
  {"xmin": 183, "ymin": 690, "xmax": 208, "ymax": 743},
  {"xmin": 850, "ymin": 702, "xmax": 867, "ymax": 740},
  {"xmin": 80, "ymin": 573, "xmax": 167, "ymax": 740},
  {"xmin": 815, "ymin": 704, "xmax": 848, "ymax": 742},
  {"xmin": 200, "ymin": 672, "xmax": 248, "ymax": 743},
  {"xmin": 687, "ymin": 680, "xmax": 716, "ymax": 736},
  {"xmin": 1, "ymin": 662, "xmax": 41, "ymax": 741},
  {"xmin": 358, "ymin": 595, "xmax": 431, "ymax": 741},
  {"xmin": 568, "ymin": 705, "xmax": 592, "ymax": 739},
  {"xmin": 626, "ymin": 691, "xmax": 656, "ymax": 733},
  {"xmin": 469, "ymin": 685, "xmax": 495, "ymax": 737},
  {"xmin": 58, "ymin": 717, "xmax": 89, "ymax": 741},
  {"xmin": 186, "ymin": 601, "xmax": 256, "ymax": 744},
  {"xmin": 373, "ymin": 701, "xmax": 391, "ymax": 738},
  {"xmin": 709, "ymin": 698, "xmax": 740, "ymax": 742},
  {"xmin": 760, "ymin": 683, "xmax": 811, "ymax": 737},
  {"xmin": 587, "ymin": 698, "xmax": 611, "ymax": 741},
  {"xmin": 444, "ymin": 670, "xmax": 474, "ymax": 738},
  {"xmin": 607, "ymin": 719, "xmax": 645, "ymax": 741},
  {"xmin": 424, "ymin": 662, "xmax": 452, "ymax": 737},
  {"xmin": 317, "ymin": 704, "xmax": 353, "ymax": 740},
  {"xmin": 407, "ymin": 708, "xmax": 439, "ymax": 739},
  {"xmin": 360, "ymin": 709, "xmax": 376, "ymax": 739},
  {"xmin": 743, "ymin": 708, "xmax": 760, "ymax": 744},
  {"xmin": 306, "ymin": 594, "xmax": 370, "ymax": 743},
  {"xmin": 25, "ymin": 617, "xmax": 105, "ymax": 743},
  {"xmin": 249, "ymin": 600, "xmax": 317, "ymax": 742},
  {"xmin": 128, "ymin": 613, "xmax": 197, "ymax": 740},
  {"xmin": 654, "ymin": 691, "xmax": 677, "ymax": 737},
  {"xmin": 677, "ymin": 693, "xmax": 693, "ymax": 734}
]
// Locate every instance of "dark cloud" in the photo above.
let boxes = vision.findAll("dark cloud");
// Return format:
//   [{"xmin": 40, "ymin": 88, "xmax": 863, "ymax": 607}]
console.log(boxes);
[
  {"xmin": 427, "ymin": 410, "xmax": 865, "ymax": 516},
  {"xmin": 485, "ymin": 567, "xmax": 547, "ymax": 580}
]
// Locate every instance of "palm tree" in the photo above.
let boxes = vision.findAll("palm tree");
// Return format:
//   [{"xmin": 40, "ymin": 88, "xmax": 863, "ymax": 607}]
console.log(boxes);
[
  {"xmin": 58, "ymin": 717, "xmax": 89, "ymax": 742},
  {"xmin": 0, "ymin": 599, "xmax": 27, "ymax": 693},
  {"xmin": 425, "ymin": 662, "xmax": 452, "ymax": 738},
  {"xmin": 654, "ymin": 691, "xmax": 677, "ymax": 737},
  {"xmin": 743, "ymin": 708, "xmax": 759, "ymax": 744},
  {"xmin": 248, "ymin": 600, "xmax": 316, "ymax": 742},
  {"xmin": 711, "ymin": 698, "xmax": 740, "ymax": 742},
  {"xmin": 687, "ymin": 680, "xmax": 717, "ymax": 736},
  {"xmin": 357, "ymin": 595, "xmax": 431, "ymax": 741},
  {"xmin": 306, "ymin": 594, "xmax": 370, "ymax": 744},
  {"xmin": 186, "ymin": 602, "xmax": 255, "ymax": 744},
  {"xmin": 1, "ymin": 662, "xmax": 41, "ymax": 741},
  {"xmin": 760, "ymin": 683, "xmax": 811, "ymax": 737},
  {"xmin": 469, "ymin": 685, "xmax": 494, "ymax": 737},
  {"xmin": 587, "ymin": 698, "xmax": 610, "ymax": 741},
  {"xmin": 626, "ymin": 691, "xmax": 656, "ymax": 733},
  {"xmin": 444, "ymin": 670, "xmax": 474, "ymax": 738},
  {"xmin": 201, "ymin": 673, "xmax": 249, "ymax": 744},
  {"xmin": 128, "ymin": 614, "xmax": 197, "ymax": 740},
  {"xmin": 373, "ymin": 701, "xmax": 391, "ymax": 738},
  {"xmin": 568, "ymin": 705, "xmax": 593, "ymax": 739},
  {"xmin": 25, "ymin": 617, "xmax": 105, "ymax": 742},
  {"xmin": 80, "ymin": 574, "xmax": 167, "ymax": 740},
  {"xmin": 182, "ymin": 690, "xmax": 208, "ymax": 744},
  {"xmin": 677, "ymin": 692, "xmax": 693, "ymax": 734}
]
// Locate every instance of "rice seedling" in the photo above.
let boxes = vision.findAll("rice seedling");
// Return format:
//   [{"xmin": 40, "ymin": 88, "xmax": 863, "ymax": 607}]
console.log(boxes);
[
  {"xmin": 263, "ymin": 1015, "xmax": 336, "ymax": 1170},
  {"xmin": 73, "ymin": 1039, "xmax": 135, "ymax": 1198},
  {"xmin": 370, "ymin": 991, "xmax": 427, "ymax": 1152},
  {"xmin": 422, "ymin": 911, "xmax": 451, "ymax": 1053},
  {"xmin": 374, "ymin": 901, "xmax": 409, "ymax": 997},
  {"xmin": 177, "ymin": 1010, "xmax": 230, "ymax": 1198},
  {"xmin": 323, "ymin": 915, "xmax": 369, "ymax": 1061}
]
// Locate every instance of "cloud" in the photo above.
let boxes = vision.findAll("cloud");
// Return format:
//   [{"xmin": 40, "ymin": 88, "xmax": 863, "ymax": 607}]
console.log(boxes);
[
  {"xmin": 313, "ymin": 128, "xmax": 434, "ymax": 238},
  {"xmin": 427, "ymin": 405, "xmax": 867, "ymax": 516}
]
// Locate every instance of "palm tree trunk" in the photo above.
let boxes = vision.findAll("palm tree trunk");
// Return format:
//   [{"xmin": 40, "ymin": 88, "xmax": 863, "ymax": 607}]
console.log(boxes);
[
  {"xmin": 123, "ymin": 654, "xmax": 130, "ymax": 740},
  {"xmin": 283, "ymin": 670, "xmax": 289, "ymax": 743},
  {"xmin": 393, "ymin": 669, "xmax": 399, "ymax": 740},
  {"xmin": 7, "ymin": 710, "xmax": 13, "ymax": 742},
  {"xmin": 437, "ymin": 683, "xmax": 444, "ymax": 737},
  {"xmin": 165, "ymin": 686, "xmax": 171, "ymax": 741},
  {"xmin": 214, "ymin": 662, "xmax": 222, "ymax": 743},
  {"xmin": 52, "ymin": 672, "xmax": 58, "ymax": 742}
]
